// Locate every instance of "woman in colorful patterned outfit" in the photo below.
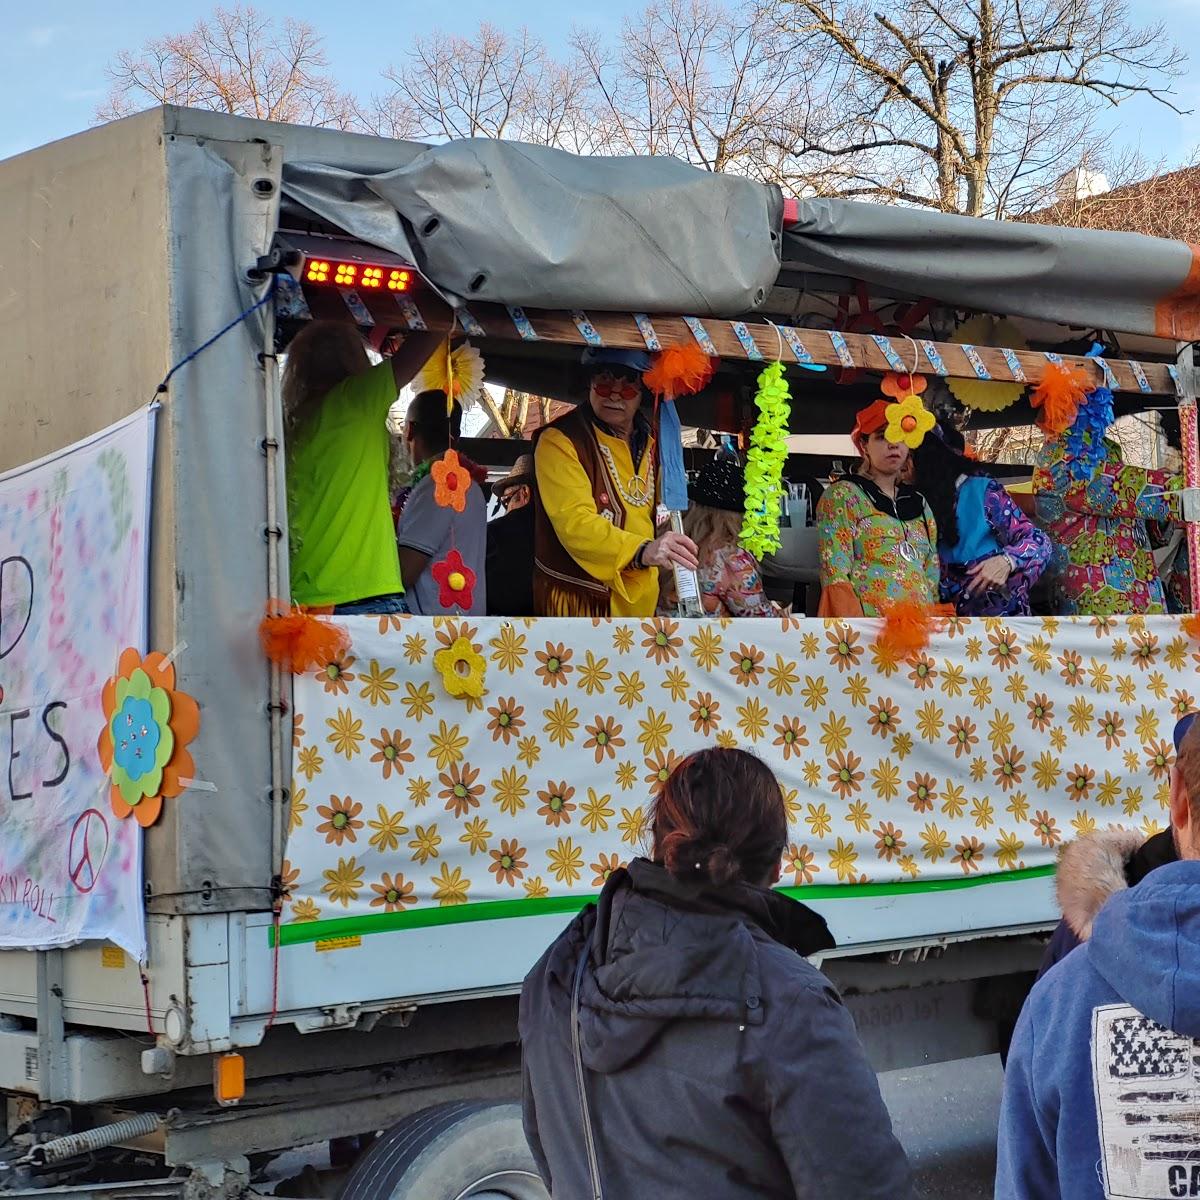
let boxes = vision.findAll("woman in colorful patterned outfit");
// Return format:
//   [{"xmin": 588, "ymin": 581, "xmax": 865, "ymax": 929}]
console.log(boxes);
[
  {"xmin": 1034, "ymin": 431, "xmax": 1182, "ymax": 616},
  {"xmin": 658, "ymin": 457, "xmax": 774, "ymax": 617},
  {"xmin": 816, "ymin": 399, "xmax": 939, "ymax": 617},
  {"xmin": 912, "ymin": 426, "xmax": 1051, "ymax": 616}
]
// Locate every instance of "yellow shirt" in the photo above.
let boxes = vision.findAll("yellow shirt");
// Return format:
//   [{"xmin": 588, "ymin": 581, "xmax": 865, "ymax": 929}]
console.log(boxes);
[{"xmin": 535, "ymin": 424, "xmax": 659, "ymax": 618}]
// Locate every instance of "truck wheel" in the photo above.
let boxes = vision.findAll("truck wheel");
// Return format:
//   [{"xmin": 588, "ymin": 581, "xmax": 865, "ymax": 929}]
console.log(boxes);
[{"xmin": 336, "ymin": 1101, "xmax": 547, "ymax": 1200}]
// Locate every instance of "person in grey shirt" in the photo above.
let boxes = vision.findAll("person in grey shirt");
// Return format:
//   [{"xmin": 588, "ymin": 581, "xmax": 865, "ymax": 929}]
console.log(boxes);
[{"xmin": 396, "ymin": 390, "xmax": 488, "ymax": 616}]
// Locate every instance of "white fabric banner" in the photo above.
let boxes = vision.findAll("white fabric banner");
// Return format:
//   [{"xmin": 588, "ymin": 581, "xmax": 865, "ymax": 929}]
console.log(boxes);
[
  {"xmin": 0, "ymin": 408, "xmax": 154, "ymax": 957},
  {"xmin": 282, "ymin": 614, "xmax": 1186, "ymax": 943}
]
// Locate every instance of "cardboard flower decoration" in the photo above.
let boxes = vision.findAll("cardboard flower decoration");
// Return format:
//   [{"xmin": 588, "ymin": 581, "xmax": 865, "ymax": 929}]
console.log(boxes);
[
  {"xmin": 432, "ymin": 449, "xmax": 471, "ymax": 513},
  {"xmin": 98, "ymin": 648, "xmax": 200, "ymax": 828},
  {"xmin": 434, "ymin": 636, "xmax": 487, "ymax": 701},
  {"xmin": 884, "ymin": 394, "xmax": 936, "ymax": 449},
  {"xmin": 431, "ymin": 549, "xmax": 477, "ymax": 611}
]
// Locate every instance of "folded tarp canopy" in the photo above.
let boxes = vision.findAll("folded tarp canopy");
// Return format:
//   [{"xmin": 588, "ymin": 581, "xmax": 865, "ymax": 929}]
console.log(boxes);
[{"xmin": 281, "ymin": 136, "xmax": 1200, "ymax": 341}]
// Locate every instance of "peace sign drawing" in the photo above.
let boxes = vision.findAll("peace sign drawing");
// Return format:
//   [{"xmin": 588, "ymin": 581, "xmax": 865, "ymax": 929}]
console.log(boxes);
[{"xmin": 68, "ymin": 809, "xmax": 110, "ymax": 895}]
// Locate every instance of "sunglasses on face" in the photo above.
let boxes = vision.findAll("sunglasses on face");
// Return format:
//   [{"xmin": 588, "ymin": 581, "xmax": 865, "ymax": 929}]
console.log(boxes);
[{"xmin": 592, "ymin": 373, "xmax": 642, "ymax": 402}]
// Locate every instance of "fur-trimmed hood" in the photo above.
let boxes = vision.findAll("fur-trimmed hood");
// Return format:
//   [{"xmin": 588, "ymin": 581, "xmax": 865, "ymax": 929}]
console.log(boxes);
[{"xmin": 1055, "ymin": 827, "xmax": 1144, "ymax": 940}]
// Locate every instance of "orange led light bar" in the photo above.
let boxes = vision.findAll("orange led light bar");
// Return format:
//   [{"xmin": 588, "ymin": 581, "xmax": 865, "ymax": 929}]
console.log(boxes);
[{"xmin": 302, "ymin": 258, "xmax": 413, "ymax": 292}]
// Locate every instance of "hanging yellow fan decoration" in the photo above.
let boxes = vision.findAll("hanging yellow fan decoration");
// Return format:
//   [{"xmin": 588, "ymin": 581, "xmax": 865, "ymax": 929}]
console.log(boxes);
[
  {"xmin": 415, "ymin": 340, "xmax": 486, "ymax": 407},
  {"xmin": 948, "ymin": 316, "xmax": 1027, "ymax": 413}
]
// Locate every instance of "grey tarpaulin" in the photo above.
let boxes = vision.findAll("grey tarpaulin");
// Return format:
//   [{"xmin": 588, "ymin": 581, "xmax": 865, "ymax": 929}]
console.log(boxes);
[
  {"xmin": 781, "ymin": 198, "xmax": 1199, "ymax": 340},
  {"xmin": 282, "ymin": 139, "xmax": 784, "ymax": 317}
]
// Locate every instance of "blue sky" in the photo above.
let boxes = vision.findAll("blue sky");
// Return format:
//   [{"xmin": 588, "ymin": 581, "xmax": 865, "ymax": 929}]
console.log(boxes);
[{"xmin": 1, "ymin": 0, "xmax": 1196, "ymax": 168}]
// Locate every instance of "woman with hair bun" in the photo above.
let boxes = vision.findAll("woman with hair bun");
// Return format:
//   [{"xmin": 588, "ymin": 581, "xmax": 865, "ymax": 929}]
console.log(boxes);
[{"xmin": 519, "ymin": 747, "xmax": 912, "ymax": 1200}]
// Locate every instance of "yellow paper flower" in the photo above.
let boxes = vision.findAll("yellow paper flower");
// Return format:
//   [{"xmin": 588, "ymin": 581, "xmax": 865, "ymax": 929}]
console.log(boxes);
[
  {"xmin": 433, "ymin": 636, "xmax": 487, "ymax": 700},
  {"xmin": 884, "ymin": 394, "xmax": 936, "ymax": 448}
]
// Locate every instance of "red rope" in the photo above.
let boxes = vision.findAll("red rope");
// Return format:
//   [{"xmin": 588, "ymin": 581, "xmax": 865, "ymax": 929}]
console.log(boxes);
[{"xmin": 140, "ymin": 971, "xmax": 156, "ymax": 1037}]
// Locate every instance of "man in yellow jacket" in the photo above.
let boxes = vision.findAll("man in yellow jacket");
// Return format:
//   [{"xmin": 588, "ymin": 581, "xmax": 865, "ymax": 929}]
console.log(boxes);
[{"xmin": 533, "ymin": 349, "xmax": 698, "ymax": 617}]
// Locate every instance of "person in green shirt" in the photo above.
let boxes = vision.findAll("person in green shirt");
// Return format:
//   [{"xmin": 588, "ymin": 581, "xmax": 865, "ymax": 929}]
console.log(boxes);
[{"xmin": 283, "ymin": 321, "xmax": 439, "ymax": 613}]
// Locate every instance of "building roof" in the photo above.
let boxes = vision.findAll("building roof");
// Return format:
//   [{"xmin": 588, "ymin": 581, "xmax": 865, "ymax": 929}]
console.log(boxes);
[{"xmin": 1024, "ymin": 165, "xmax": 1200, "ymax": 243}]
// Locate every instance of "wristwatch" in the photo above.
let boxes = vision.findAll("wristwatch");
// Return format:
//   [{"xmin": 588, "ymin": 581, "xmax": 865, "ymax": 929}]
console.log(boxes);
[{"xmin": 633, "ymin": 541, "xmax": 650, "ymax": 570}]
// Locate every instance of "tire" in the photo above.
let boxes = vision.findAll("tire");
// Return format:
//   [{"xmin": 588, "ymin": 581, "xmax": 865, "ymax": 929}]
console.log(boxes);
[{"xmin": 336, "ymin": 1101, "xmax": 548, "ymax": 1200}]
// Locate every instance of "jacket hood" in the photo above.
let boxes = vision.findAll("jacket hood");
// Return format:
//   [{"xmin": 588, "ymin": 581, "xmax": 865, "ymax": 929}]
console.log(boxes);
[
  {"xmin": 1088, "ymin": 859, "xmax": 1200, "ymax": 1036},
  {"xmin": 1056, "ymin": 827, "xmax": 1144, "ymax": 938},
  {"xmin": 553, "ymin": 860, "xmax": 833, "ymax": 1075}
]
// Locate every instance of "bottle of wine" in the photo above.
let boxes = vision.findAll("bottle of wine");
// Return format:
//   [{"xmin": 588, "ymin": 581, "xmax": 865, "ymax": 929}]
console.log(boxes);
[{"xmin": 670, "ymin": 512, "xmax": 704, "ymax": 618}]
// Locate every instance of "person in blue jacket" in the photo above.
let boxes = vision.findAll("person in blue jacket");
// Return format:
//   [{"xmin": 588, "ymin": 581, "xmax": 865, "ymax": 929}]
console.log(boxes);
[{"xmin": 996, "ymin": 713, "xmax": 1200, "ymax": 1200}]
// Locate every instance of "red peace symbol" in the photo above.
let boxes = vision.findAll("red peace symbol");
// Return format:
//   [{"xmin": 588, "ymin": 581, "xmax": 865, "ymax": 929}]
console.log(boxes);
[{"xmin": 68, "ymin": 809, "xmax": 110, "ymax": 894}]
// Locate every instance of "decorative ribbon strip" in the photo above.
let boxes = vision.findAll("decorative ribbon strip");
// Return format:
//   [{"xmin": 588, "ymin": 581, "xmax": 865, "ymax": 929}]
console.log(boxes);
[
  {"xmin": 633, "ymin": 313, "xmax": 662, "ymax": 352},
  {"xmin": 341, "ymin": 291, "xmax": 374, "ymax": 326},
  {"xmin": 1000, "ymin": 348, "xmax": 1028, "ymax": 383},
  {"xmin": 919, "ymin": 340, "xmax": 948, "ymax": 376},
  {"xmin": 396, "ymin": 297, "xmax": 427, "ymax": 332},
  {"xmin": 779, "ymin": 325, "xmax": 825, "ymax": 372},
  {"xmin": 683, "ymin": 316, "xmax": 719, "ymax": 356},
  {"xmin": 827, "ymin": 330, "xmax": 856, "ymax": 369},
  {"xmin": 730, "ymin": 321, "xmax": 764, "ymax": 361},
  {"xmin": 457, "ymin": 307, "xmax": 486, "ymax": 338},
  {"xmin": 1168, "ymin": 365, "xmax": 1182, "ymax": 396},
  {"xmin": 1094, "ymin": 357, "xmax": 1119, "ymax": 390},
  {"xmin": 571, "ymin": 312, "xmax": 604, "ymax": 347},
  {"xmin": 1129, "ymin": 360, "xmax": 1152, "ymax": 393},
  {"xmin": 870, "ymin": 335, "xmax": 906, "ymax": 372},
  {"xmin": 507, "ymin": 306, "xmax": 540, "ymax": 341},
  {"xmin": 960, "ymin": 344, "xmax": 992, "ymax": 380}
]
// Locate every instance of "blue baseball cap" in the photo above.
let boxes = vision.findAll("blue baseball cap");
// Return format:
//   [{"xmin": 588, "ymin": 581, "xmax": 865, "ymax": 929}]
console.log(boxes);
[
  {"xmin": 581, "ymin": 348, "xmax": 652, "ymax": 374},
  {"xmin": 1174, "ymin": 712, "xmax": 1197, "ymax": 752}
]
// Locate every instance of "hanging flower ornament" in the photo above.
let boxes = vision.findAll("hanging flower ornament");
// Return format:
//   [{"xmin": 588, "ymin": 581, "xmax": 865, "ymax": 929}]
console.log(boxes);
[
  {"xmin": 432, "ymin": 449, "xmax": 472, "ymax": 513},
  {"xmin": 642, "ymin": 343, "xmax": 717, "ymax": 400},
  {"xmin": 881, "ymin": 372, "xmax": 926, "ymax": 400},
  {"xmin": 434, "ymin": 636, "xmax": 487, "ymax": 700},
  {"xmin": 98, "ymin": 648, "xmax": 200, "ymax": 828},
  {"xmin": 414, "ymin": 340, "xmax": 486, "ymax": 407},
  {"xmin": 884, "ymin": 393, "xmax": 936, "ymax": 449},
  {"xmin": 740, "ymin": 359, "xmax": 792, "ymax": 559},
  {"xmin": 431, "ymin": 549, "xmax": 477, "ymax": 611}
]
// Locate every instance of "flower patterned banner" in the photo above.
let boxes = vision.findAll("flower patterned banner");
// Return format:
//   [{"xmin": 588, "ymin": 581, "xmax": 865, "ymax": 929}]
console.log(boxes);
[
  {"xmin": 0, "ymin": 408, "xmax": 154, "ymax": 958},
  {"xmin": 281, "ymin": 614, "xmax": 1191, "ymax": 943}
]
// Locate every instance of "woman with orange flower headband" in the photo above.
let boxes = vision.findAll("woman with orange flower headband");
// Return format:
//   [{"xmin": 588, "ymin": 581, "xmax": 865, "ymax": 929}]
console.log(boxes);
[{"xmin": 815, "ymin": 398, "xmax": 939, "ymax": 616}]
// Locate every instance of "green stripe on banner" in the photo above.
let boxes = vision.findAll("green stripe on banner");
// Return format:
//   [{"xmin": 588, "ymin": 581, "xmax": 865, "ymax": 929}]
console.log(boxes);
[{"xmin": 271, "ymin": 864, "xmax": 1056, "ymax": 947}]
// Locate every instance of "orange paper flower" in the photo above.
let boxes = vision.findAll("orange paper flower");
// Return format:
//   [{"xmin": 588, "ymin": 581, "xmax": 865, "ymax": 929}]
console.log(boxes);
[
  {"xmin": 259, "ymin": 600, "xmax": 350, "ymax": 674},
  {"xmin": 643, "ymin": 344, "xmax": 717, "ymax": 400},
  {"xmin": 98, "ymin": 648, "xmax": 201, "ymax": 828},
  {"xmin": 875, "ymin": 600, "xmax": 954, "ymax": 657},
  {"xmin": 1030, "ymin": 361, "xmax": 1093, "ymax": 436},
  {"xmin": 432, "ymin": 449, "xmax": 471, "ymax": 512}
]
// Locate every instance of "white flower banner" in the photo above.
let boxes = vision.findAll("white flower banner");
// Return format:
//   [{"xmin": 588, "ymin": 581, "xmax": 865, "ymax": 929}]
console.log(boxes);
[
  {"xmin": 0, "ymin": 408, "xmax": 154, "ymax": 957},
  {"xmin": 281, "ymin": 614, "xmax": 1189, "ymax": 944}
]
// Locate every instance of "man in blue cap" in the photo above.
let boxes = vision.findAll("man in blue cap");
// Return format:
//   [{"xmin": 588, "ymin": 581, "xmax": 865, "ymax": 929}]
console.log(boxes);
[
  {"xmin": 996, "ymin": 711, "xmax": 1200, "ymax": 1199},
  {"xmin": 531, "ymin": 348, "xmax": 697, "ymax": 617}
]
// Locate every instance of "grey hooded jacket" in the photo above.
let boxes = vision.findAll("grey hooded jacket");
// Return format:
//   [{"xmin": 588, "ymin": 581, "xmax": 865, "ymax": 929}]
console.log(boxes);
[{"xmin": 519, "ymin": 859, "xmax": 913, "ymax": 1200}]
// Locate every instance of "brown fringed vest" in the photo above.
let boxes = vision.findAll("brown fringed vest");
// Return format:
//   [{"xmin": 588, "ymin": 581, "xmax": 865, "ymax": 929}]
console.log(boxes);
[{"xmin": 532, "ymin": 407, "xmax": 651, "ymax": 617}]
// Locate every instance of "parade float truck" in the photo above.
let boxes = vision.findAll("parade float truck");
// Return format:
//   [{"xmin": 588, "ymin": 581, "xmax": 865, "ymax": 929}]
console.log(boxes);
[{"xmin": 1, "ymin": 106, "xmax": 1199, "ymax": 1200}]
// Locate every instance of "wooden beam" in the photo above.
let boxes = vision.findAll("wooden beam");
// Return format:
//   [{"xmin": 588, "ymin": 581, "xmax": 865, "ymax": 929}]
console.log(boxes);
[{"xmin": 326, "ymin": 286, "xmax": 1180, "ymax": 398}]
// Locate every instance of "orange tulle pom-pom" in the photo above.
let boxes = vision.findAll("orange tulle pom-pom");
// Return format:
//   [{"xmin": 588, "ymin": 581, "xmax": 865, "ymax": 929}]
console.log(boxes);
[
  {"xmin": 875, "ymin": 600, "xmax": 954, "ymax": 657},
  {"xmin": 1183, "ymin": 613, "xmax": 1200, "ymax": 643},
  {"xmin": 259, "ymin": 601, "xmax": 350, "ymax": 674},
  {"xmin": 1030, "ymin": 361, "xmax": 1093, "ymax": 435},
  {"xmin": 643, "ymin": 343, "xmax": 717, "ymax": 400}
]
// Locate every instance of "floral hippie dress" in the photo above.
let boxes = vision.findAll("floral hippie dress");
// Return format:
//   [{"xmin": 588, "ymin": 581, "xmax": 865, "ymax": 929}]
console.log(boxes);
[
  {"xmin": 816, "ymin": 477, "xmax": 939, "ymax": 617},
  {"xmin": 940, "ymin": 475, "xmax": 1051, "ymax": 617},
  {"xmin": 1034, "ymin": 434, "xmax": 1182, "ymax": 616}
]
